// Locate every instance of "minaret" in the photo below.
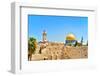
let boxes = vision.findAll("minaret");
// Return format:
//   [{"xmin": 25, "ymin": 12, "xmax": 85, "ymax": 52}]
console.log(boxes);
[{"xmin": 42, "ymin": 30, "xmax": 47, "ymax": 42}]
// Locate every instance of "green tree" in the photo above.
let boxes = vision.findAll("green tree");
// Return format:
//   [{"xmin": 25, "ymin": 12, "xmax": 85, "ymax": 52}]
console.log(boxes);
[
  {"xmin": 86, "ymin": 40, "xmax": 88, "ymax": 46},
  {"xmin": 81, "ymin": 36, "xmax": 83, "ymax": 46},
  {"xmin": 74, "ymin": 40, "xmax": 78, "ymax": 47},
  {"xmin": 28, "ymin": 37, "xmax": 37, "ymax": 61}
]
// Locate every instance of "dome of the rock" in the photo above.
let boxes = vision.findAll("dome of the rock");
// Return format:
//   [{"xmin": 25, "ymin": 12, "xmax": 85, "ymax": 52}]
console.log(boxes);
[{"xmin": 66, "ymin": 33, "xmax": 76, "ymax": 41}]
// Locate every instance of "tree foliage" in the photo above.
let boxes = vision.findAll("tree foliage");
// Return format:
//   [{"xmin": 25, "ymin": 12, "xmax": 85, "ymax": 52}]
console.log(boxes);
[
  {"xmin": 86, "ymin": 40, "xmax": 88, "ymax": 46},
  {"xmin": 28, "ymin": 37, "xmax": 37, "ymax": 53},
  {"xmin": 28, "ymin": 37, "xmax": 37, "ymax": 60},
  {"xmin": 81, "ymin": 36, "xmax": 83, "ymax": 45},
  {"xmin": 74, "ymin": 40, "xmax": 78, "ymax": 47}
]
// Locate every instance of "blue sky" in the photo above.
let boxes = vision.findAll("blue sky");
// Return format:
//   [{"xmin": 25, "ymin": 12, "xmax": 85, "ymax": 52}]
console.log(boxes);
[{"xmin": 28, "ymin": 15, "xmax": 88, "ymax": 43}]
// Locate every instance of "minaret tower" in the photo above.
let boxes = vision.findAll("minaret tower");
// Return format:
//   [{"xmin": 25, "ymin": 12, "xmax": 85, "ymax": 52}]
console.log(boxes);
[{"xmin": 42, "ymin": 30, "xmax": 47, "ymax": 42}]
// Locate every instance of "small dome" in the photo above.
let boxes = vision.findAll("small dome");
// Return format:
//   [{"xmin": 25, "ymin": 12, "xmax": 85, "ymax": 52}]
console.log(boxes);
[{"xmin": 66, "ymin": 33, "xmax": 76, "ymax": 40}]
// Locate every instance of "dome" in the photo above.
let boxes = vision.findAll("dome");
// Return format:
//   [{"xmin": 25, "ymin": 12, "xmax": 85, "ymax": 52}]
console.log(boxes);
[{"xmin": 66, "ymin": 33, "xmax": 76, "ymax": 40}]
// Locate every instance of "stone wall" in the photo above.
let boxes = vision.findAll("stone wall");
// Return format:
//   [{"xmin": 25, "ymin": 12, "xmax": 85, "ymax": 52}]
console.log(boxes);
[{"xmin": 31, "ymin": 42, "xmax": 88, "ymax": 60}]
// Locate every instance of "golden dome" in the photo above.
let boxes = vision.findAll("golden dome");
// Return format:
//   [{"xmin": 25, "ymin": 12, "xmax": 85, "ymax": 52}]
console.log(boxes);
[{"xmin": 66, "ymin": 33, "xmax": 76, "ymax": 40}]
